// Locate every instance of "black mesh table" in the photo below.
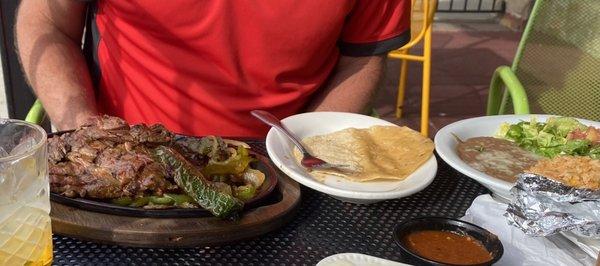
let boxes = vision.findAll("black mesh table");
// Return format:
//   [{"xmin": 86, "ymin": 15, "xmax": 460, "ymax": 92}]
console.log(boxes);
[{"xmin": 51, "ymin": 141, "xmax": 488, "ymax": 265}]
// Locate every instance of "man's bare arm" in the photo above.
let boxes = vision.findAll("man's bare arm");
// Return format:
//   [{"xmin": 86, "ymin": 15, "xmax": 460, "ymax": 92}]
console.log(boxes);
[
  {"xmin": 16, "ymin": 0, "xmax": 97, "ymax": 130},
  {"xmin": 308, "ymin": 55, "xmax": 385, "ymax": 113}
]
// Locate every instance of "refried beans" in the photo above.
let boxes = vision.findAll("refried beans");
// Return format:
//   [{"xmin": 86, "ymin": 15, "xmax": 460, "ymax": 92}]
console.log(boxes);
[{"xmin": 457, "ymin": 137, "xmax": 541, "ymax": 182}]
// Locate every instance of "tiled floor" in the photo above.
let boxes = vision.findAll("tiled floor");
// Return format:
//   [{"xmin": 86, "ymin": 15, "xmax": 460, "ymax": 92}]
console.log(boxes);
[{"xmin": 375, "ymin": 20, "xmax": 522, "ymax": 138}]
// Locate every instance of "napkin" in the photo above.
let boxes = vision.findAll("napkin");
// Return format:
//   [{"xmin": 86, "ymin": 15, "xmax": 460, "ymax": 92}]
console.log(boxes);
[{"xmin": 462, "ymin": 195, "xmax": 596, "ymax": 266}]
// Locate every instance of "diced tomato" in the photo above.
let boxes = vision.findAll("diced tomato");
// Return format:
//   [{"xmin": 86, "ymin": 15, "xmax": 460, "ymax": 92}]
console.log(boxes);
[
  {"xmin": 567, "ymin": 128, "xmax": 588, "ymax": 140},
  {"xmin": 568, "ymin": 126, "xmax": 600, "ymax": 143},
  {"xmin": 586, "ymin": 126, "xmax": 600, "ymax": 143}
]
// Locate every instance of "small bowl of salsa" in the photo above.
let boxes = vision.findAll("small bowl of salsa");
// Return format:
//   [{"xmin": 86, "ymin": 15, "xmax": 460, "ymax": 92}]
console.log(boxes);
[{"xmin": 393, "ymin": 217, "xmax": 503, "ymax": 265}]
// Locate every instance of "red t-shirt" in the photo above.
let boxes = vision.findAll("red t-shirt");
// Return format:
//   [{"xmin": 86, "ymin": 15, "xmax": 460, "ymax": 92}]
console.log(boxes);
[{"xmin": 87, "ymin": 1, "xmax": 410, "ymax": 137}]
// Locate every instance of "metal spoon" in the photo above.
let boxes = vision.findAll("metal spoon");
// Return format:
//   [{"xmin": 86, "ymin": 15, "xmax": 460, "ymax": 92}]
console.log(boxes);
[{"xmin": 250, "ymin": 110, "xmax": 352, "ymax": 171}]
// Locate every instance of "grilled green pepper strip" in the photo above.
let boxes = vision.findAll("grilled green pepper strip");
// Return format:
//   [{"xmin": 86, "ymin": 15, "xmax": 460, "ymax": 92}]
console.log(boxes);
[
  {"xmin": 234, "ymin": 185, "xmax": 256, "ymax": 201},
  {"xmin": 164, "ymin": 193, "xmax": 195, "ymax": 205},
  {"xmin": 202, "ymin": 146, "xmax": 253, "ymax": 177},
  {"xmin": 150, "ymin": 195, "xmax": 174, "ymax": 205},
  {"xmin": 111, "ymin": 197, "xmax": 133, "ymax": 206},
  {"xmin": 129, "ymin": 197, "xmax": 150, "ymax": 207},
  {"xmin": 154, "ymin": 146, "xmax": 244, "ymax": 218}
]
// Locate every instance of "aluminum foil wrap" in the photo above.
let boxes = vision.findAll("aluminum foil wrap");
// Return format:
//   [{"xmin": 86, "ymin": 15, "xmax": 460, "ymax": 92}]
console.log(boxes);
[{"xmin": 505, "ymin": 173, "xmax": 600, "ymax": 239}]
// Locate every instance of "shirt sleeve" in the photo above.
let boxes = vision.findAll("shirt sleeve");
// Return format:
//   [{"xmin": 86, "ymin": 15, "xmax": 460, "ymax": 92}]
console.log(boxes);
[{"xmin": 339, "ymin": 0, "xmax": 411, "ymax": 56}]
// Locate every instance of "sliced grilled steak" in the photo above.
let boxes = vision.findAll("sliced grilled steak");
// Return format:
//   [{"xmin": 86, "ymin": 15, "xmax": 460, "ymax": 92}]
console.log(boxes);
[{"xmin": 48, "ymin": 115, "xmax": 175, "ymax": 199}]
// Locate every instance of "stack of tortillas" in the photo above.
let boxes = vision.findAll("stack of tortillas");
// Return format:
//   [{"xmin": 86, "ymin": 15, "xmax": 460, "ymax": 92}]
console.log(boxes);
[{"xmin": 294, "ymin": 125, "xmax": 434, "ymax": 182}]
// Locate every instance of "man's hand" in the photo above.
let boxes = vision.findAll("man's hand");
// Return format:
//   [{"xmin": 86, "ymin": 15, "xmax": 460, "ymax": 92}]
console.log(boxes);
[
  {"xmin": 308, "ymin": 55, "xmax": 385, "ymax": 113},
  {"xmin": 16, "ymin": 0, "xmax": 97, "ymax": 130}
]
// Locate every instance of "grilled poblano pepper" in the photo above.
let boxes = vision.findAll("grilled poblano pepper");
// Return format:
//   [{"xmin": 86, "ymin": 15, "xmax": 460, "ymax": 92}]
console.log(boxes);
[{"xmin": 154, "ymin": 146, "xmax": 244, "ymax": 218}]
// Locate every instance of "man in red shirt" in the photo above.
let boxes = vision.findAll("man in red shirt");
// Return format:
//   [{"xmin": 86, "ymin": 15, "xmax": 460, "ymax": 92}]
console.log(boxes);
[{"xmin": 16, "ymin": 1, "xmax": 410, "ymax": 137}]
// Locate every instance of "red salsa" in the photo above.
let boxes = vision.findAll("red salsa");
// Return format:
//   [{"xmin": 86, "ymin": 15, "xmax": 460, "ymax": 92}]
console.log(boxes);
[{"xmin": 403, "ymin": 230, "xmax": 492, "ymax": 265}]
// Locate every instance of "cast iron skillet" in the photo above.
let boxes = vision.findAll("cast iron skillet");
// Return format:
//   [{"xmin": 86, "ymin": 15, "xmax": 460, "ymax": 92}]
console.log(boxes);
[{"xmin": 48, "ymin": 131, "xmax": 279, "ymax": 218}]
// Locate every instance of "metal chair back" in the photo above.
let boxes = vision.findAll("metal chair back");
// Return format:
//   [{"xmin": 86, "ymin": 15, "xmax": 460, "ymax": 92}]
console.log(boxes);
[{"xmin": 505, "ymin": 0, "xmax": 600, "ymax": 120}]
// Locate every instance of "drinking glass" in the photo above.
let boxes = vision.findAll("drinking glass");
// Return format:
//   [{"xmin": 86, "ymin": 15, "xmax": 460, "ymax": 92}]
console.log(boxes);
[{"xmin": 0, "ymin": 119, "xmax": 52, "ymax": 265}]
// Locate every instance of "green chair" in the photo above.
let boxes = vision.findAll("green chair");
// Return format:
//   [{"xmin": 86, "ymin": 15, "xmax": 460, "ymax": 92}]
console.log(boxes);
[{"xmin": 487, "ymin": 0, "xmax": 600, "ymax": 120}]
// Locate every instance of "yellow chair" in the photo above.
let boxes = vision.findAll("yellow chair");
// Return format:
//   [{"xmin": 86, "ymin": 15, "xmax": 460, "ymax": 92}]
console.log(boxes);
[{"xmin": 388, "ymin": 0, "xmax": 437, "ymax": 136}]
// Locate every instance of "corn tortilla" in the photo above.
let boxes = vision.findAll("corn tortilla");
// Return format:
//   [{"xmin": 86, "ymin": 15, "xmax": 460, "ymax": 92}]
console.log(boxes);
[{"xmin": 294, "ymin": 125, "xmax": 434, "ymax": 182}]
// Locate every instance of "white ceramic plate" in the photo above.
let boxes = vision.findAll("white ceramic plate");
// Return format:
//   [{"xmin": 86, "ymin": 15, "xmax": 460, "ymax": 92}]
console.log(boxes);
[
  {"xmin": 317, "ymin": 253, "xmax": 411, "ymax": 266},
  {"xmin": 265, "ymin": 112, "xmax": 437, "ymax": 204},
  {"xmin": 434, "ymin": 114, "xmax": 600, "ymax": 200}
]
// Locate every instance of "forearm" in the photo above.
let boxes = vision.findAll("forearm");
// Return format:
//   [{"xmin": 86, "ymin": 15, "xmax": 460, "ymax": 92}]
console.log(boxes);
[
  {"xmin": 308, "ymin": 55, "xmax": 385, "ymax": 113},
  {"xmin": 16, "ymin": 0, "xmax": 96, "ymax": 130}
]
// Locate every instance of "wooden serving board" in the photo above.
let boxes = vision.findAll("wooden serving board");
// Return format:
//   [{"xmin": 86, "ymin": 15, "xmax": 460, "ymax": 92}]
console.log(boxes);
[{"xmin": 50, "ymin": 174, "xmax": 301, "ymax": 248}]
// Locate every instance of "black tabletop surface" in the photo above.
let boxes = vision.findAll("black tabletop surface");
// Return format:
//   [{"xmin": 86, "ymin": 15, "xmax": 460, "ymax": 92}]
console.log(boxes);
[{"xmin": 51, "ymin": 141, "xmax": 489, "ymax": 265}]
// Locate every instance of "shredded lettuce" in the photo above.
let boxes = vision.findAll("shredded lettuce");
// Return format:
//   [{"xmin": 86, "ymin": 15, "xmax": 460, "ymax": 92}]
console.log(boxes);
[
  {"xmin": 544, "ymin": 117, "xmax": 587, "ymax": 137},
  {"xmin": 497, "ymin": 116, "xmax": 597, "ymax": 158},
  {"xmin": 495, "ymin": 122, "xmax": 511, "ymax": 138},
  {"xmin": 562, "ymin": 139, "xmax": 591, "ymax": 155},
  {"xmin": 590, "ymin": 147, "xmax": 600, "ymax": 159}
]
